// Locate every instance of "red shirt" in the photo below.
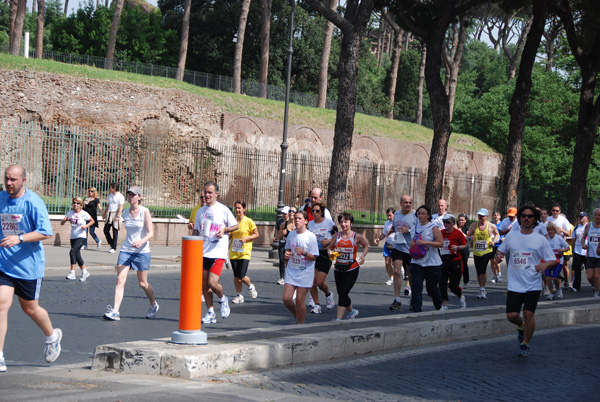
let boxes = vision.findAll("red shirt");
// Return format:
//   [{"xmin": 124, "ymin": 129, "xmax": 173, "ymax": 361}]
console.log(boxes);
[{"xmin": 441, "ymin": 228, "xmax": 467, "ymax": 262}]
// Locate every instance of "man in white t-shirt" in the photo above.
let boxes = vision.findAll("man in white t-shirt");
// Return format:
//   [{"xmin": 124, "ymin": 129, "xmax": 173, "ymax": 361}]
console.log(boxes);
[
  {"xmin": 102, "ymin": 183, "xmax": 124, "ymax": 253},
  {"xmin": 193, "ymin": 181, "xmax": 239, "ymax": 324},
  {"xmin": 546, "ymin": 203, "xmax": 571, "ymax": 238},
  {"xmin": 431, "ymin": 199, "xmax": 449, "ymax": 229},
  {"xmin": 495, "ymin": 205, "xmax": 556, "ymax": 357},
  {"xmin": 300, "ymin": 187, "xmax": 333, "ymax": 221}
]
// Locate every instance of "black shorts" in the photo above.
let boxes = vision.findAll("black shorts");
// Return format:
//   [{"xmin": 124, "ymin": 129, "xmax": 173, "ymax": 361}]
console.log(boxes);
[
  {"xmin": 231, "ymin": 259, "xmax": 250, "ymax": 278},
  {"xmin": 473, "ymin": 253, "xmax": 493, "ymax": 275},
  {"xmin": 563, "ymin": 255, "xmax": 571, "ymax": 262},
  {"xmin": 0, "ymin": 270, "xmax": 42, "ymax": 301},
  {"xmin": 315, "ymin": 250, "xmax": 332, "ymax": 274},
  {"xmin": 506, "ymin": 290, "xmax": 541, "ymax": 314},
  {"xmin": 391, "ymin": 249, "xmax": 411, "ymax": 266}
]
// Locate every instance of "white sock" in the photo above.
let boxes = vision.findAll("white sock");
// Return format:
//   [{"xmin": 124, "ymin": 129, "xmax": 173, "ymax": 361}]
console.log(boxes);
[
  {"xmin": 248, "ymin": 284, "xmax": 255, "ymax": 290},
  {"xmin": 69, "ymin": 270, "xmax": 75, "ymax": 274},
  {"xmin": 81, "ymin": 268, "xmax": 88, "ymax": 273},
  {"xmin": 220, "ymin": 295, "xmax": 227, "ymax": 302},
  {"xmin": 208, "ymin": 307, "xmax": 215, "ymax": 314},
  {"xmin": 45, "ymin": 329, "xmax": 58, "ymax": 343},
  {"xmin": 0, "ymin": 351, "xmax": 4, "ymax": 360},
  {"xmin": 395, "ymin": 297, "xmax": 401, "ymax": 303}
]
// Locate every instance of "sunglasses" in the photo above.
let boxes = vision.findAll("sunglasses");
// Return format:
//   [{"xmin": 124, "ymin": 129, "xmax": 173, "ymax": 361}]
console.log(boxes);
[
  {"xmin": 521, "ymin": 214, "xmax": 535, "ymax": 218},
  {"xmin": 290, "ymin": 210, "xmax": 297, "ymax": 213},
  {"xmin": 552, "ymin": 209, "xmax": 559, "ymax": 212},
  {"xmin": 72, "ymin": 202, "xmax": 81, "ymax": 205},
  {"xmin": 313, "ymin": 209, "xmax": 321, "ymax": 213}
]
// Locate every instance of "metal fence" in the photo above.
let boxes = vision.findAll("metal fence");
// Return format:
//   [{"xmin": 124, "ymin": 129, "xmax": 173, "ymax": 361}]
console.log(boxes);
[{"xmin": 1, "ymin": 119, "xmax": 502, "ymax": 223}]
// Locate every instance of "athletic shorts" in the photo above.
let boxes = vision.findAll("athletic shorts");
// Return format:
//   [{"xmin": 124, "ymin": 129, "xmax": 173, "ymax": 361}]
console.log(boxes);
[
  {"xmin": 383, "ymin": 243, "xmax": 393, "ymax": 258},
  {"xmin": 545, "ymin": 263, "xmax": 563, "ymax": 278},
  {"xmin": 492, "ymin": 246, "xmax": 500, "ymax": 258},
  {"xmin": 391, "ymin": 249, "xmax": 411, "ymax": 265},
  {"xmin": 473, "ymin": 253, "xmax": 493, "ymax": 275},
  {"xmin": 0, "ymin": 270, "xmax": 42, "ymax": 301},
  {"xmin": 231, "ymin": 259, "xmax": 249, "ymax": 278},
  {"xmin": 563, "ymin": 255, "xmax": 571, "ymax": 262},
  {"xmin": 203, "ymin": 257, "xmax": 225, "ymax": 276},
  {"xmin": 315, "ymin": 250, "xmax": 332, "ymax": 274},
  {"xmin": 506, "ymin": 290, "xmax": 541, "ymax": 314},
  {"xmin": 117, "ymin": 252, "xmax": 151, "ymax": 271},
  {"xmin": 586, "ymin": 256, "xmax": 600, "ymax": 269}
]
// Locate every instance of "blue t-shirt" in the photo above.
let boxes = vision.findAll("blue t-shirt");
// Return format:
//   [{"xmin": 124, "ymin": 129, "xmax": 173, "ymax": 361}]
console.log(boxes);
[{"xmin": 0, "ymin": 189, "xmax": 53, "ymax": 280}]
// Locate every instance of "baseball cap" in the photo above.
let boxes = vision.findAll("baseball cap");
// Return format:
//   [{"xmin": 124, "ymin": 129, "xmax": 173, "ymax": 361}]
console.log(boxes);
[
  {"xmin": 126, "ymin": 186, "xmax": 143, "ymax": 197},
  {"xmin": 281, "ymin": 206, "xmax": 290, "ymax": 214},
  {"xmin": 477, "ymin": 208, "xmax": 489, "ymax": 216},
  {"xmin": 578, "ymin": 211, "xmax": 588, "ymax": 217},
  {"xmin": 305, "ymin": 198, "xmax": 311, "ymax": 203},
  {"xmin": 507, "ymin": 207, "xmax": 518, "ymax": 217},
  {"xmin": 442, "ymin": 214, "xmax": 456, "ymax": 224}
]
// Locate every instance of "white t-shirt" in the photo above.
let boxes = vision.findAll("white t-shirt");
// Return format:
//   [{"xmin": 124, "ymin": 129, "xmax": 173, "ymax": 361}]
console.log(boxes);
[
  {"xmin": 499, "ymin": 217, "xmax": 517, "ymax": 233},
  {"xmin": 194, "ymin": 202, "xmax": 237, "ymax": 259},
  {"xmin": 498, "ymin": 231, "xmax": 556, "ymax": 293},
  {"xmin": 284, "ymin": 229, "xmax": 318, "ymax": 288},
  {"xmin": 307, "ymin": 218, "xmax": 335, "ymax": 250},
  {"xmin": 410, "ymin": 221, "xmax": 442, "ymax": 267},
  {"xmin": 505, "ymin": 219, "xmax": 547, "ymax": 237},
  {"xmin": 586, "ymin": 223, "xmax": 600, "ymax": 259},
  {"xmin": 120, "ymin": 206, "xmax": 151, "ymax": 253},
  {"xmin": 546, "ymin": 235, "xmax": 569, "ymax": 264},
  {"xmin": 573, "ymin": 224, "xmax": 586, "ymax": 256},
  {"xmin": 383, "ymin": 220, "xmax": 395, "ymax": 245},
  {"xmin": 547, "ymin": 215, "xmax": 571, "ymax": 237},
  {"xmin": 431, "ymin": 212, "xmax": 449, "ymax": 230},
  {"xmin": 107, "ymin": 191, "xmax": 125, "ymax": 212},
  {"xmin": 392, "ymin": 210, "xmax": 416, "ymax": 253},
  {"xmin": 65, "ymin": 210, "xmax": 91, "ymax": 239}
]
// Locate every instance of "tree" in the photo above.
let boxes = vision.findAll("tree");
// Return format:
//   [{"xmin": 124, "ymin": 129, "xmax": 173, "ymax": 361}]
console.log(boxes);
[
  {"xmin": 232, "ymin": 0, "xmax": 251, "ymax": 94},
  {"xmin": 105, "ymin": 0, "xmax": 124, "ymax": 70},
  {"xmin": 304, "ymin": 0, "xmax": 375, "ymax": 218},
  {"xmin": 258, "ymin": 0, "xmax": 273, "ymax": 98},
  {"xmin": 175, "ymin": 0, "xmax": 191, "ymax": 81},
  {"xmin": 557, "ymin": 0, "xmax": 600, "ymax": 220},
  {"xmin": 500, "ymin": 0, "xmax": 547, "ymax": 212},
  {"xmin": 391, "ymin": 0, "xmax": 486, "ymax": 209},
  {"xmin": 416, "ymin": 44, "xmax": 426, "ymax": 125},
  {"xmin": 35, "ymin": 0, "xmax": 45, "ymax": 58},
  {"xmin": 382, "ymin": 9, "xmax": 404, "ymax": 119},
  {"xmin": 443, "ymin": 16, "xmax": 467, "ymax": 121},
  {"xmin": 316, "ymin": 0, "xmax": 336, "ymax": 107}
]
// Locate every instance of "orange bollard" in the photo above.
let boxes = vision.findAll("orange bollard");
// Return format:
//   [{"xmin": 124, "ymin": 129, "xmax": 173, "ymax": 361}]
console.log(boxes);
[{"xmin": 171, "ymin": 236, "xmax": 207, "ymax": 344}]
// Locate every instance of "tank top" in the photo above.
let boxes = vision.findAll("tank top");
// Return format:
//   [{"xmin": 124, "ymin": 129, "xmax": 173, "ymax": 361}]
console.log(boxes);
[
  {"xmin": 587, "ymin": 223, "xmax": 600, "ymax": 258},
  {"xmin": 473, "ymin": 222, "xmax": 493, "ymax": 256},
  {"xmin": 334, "ymin": 232, "xmax": 359, "ymax": 272}
]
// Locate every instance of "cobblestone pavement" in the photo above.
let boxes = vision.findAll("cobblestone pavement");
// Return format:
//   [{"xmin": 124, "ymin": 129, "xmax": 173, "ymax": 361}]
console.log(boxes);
[{"xmin": 209, "ymin": 323, "xmax": 600, "ymax": 402}]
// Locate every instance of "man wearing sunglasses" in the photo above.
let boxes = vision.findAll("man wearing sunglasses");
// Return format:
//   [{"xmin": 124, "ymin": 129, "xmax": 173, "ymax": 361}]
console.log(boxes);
[{"xmin": 494, "ymin": 205, "xmax": 556, "ymax": 357}]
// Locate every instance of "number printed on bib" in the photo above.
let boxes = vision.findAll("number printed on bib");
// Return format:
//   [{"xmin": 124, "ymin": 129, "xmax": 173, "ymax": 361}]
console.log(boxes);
[
  {"xmin": 440, "ymin": 240, "xmax": 451, "ymax": 255},
  {"xmin": 589, "ymin": 235, "xmax": 600, "ymax": 246},
  {"xmin": 336, "ymin": 247, "xmax": 354, "ymax": 264},
  {"xmin": 232, "ymin": 238, "xmax": 245, "ymax": 252},
  {"xmin": 475, "ymin": 240, "xmax": 488, "ymax": 251},
  {"xmin": 289, "ymin": 254, "xmax": 306, "ymax": 270},
  {"xmin": 512, "ymin": 251, "xmax": 532, "ymax": 269},
  {"xmin": 0, "ymin": 214, "xmax": 23, "ymax": 236}
]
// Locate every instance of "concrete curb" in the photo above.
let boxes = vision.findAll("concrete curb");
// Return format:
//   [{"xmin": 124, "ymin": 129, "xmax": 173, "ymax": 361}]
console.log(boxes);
[{"xmin": 91, "ymin": 303, "xmax": 600, "ymax": 378}]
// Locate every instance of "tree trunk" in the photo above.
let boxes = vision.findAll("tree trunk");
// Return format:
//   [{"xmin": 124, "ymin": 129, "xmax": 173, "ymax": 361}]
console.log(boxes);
[
  {"xmin": 9, "ymin": 0, "xmax": 17, "ymax": 51},
  {"xmin": 175, "ymin": 0, "xmax": 192, "ymax": 81},
  {"xmin": 444, "ymin": 18, "xmax": 467, "ymax": 122},
  {"xmin": 258, "ymin": 0, "xmax": 273, "ymax": 98},
  {"xmin": 232, "ymin": 0, "xmax": 252, "ymax": 94},
  {"xmin": 105, "ymin": 0, "xmax": 124, "ymax": 70},
  {"xmin": 416, "ymin": 44, "xmax": 426, "ymax": 125},
  {"xmin": 382, "ymin": 10, "xmax": 403, "ymax": 120},
  {"xmin": 63, "ymin": 0, "xmax": 69, "ymax": 15},
  {"xmin": 35, "ymin": 0, "xmax": 45, "ymax": 59},
  {"xmin": 31, "ymin": 0, "xmax": 35, "ymax": 13},
  {"xmin": 500, "ymin": 0, "xmax": 547, "ymax": 212},
  {"xmin": 504, "ymin": 14, "xmax": 532, "ymax": 80},
  {"xmin": 9, "ymin": 0, "xmax": 27, "ymax": 56},
  {"xmin": 316, "ymin": 0, "xmax": 336, "ymax": 108}
]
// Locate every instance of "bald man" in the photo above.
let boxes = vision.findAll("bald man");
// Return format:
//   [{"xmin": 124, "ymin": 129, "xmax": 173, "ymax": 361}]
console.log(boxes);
[{"xmin": 301, "ymin": 188, "xmax": 332, "ymax": 221}]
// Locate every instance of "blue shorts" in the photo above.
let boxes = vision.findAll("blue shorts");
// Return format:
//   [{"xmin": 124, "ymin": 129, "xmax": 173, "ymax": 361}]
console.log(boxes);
[
  {"xmin": 117, "ymin": 252, "xmax": 151, "ymax": 271},
  {"xmin": 383, "ymin": 243, "xmax": 392, "ymax": 257},
  {"xmin": 0, "ymin": 270, "xmax": 42, "ymax": 301},
  {"xmin": 545, "ymin": 263, "xmax": 563, "ymax": 278}
]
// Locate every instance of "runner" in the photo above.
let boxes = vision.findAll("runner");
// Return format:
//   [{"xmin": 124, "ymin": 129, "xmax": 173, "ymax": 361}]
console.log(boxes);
[
  {"xmin": 61, "ymin": 197, "xmax": 94, "ymax": 282},
  {"xmin": 431, "ymin": 199, "xmax": 449, "ymax": 229},
  {"xmin": 498, "ymin": 207, "xmax": 518, "ymax": 236},
  {"xmin": 439, "ymin": 214, "xmax": 467, "ymax": 309},
  {"xmin": 571, "ymin": 211, "xmax": 588, "ymax": 292},
  {"xmin": 282, "ymin": 210, "xmax": 319, "ymax": 324},
  {"xmin": 187, "ymin": 194, "xmax": 205, "ymax": 230},
  {"xmin": 495, "ymin": 205, "xmax": 556, "ymax": 357},
  {"xmin": 300, "ymin": 188, "xmax": 333, "ymax": 221},
  {"xmin": 229, "ymin": 201, "xmax": 260, "ymax": 304},
  {"xmin": 104, "ymin": 187, "xmax": 158, "ymax": 321},
  {"xmin": 544, "ymin": 222, "xmax": 570, "ymax": 300},
  {"xmin": 467, "ymin": 208, "xmax": 499, "ymax": 299},
  {"xmin": 546, "ymin": 203, "xmax": 571, "ymax": 237},
  {"xmin": 328, "ymin": 212, "xmax": 369, "ymax": 320},
  {"xmin": 457, "ymin": 213, "xmax": 471, "ymax": 288},
  {"xmin": 409, "ymin": 205, "xmax": 443, "ymax": 312},
  {"xmin": 490, "ymin": 210, "xmax": 505, "ymax": 283},
  {"xmin": 277, "ymin": 206, "xmax": 297, "ymax": 285},
  {"xmin": 102, "ymin": 183, "xmax": 124, "ymax": 254},
  {"xmin": 389, "ymin": 195, "xmax": 415, "ymax": 310},
  {"xmin": 582, "ymin": 208, "xmax": 600, "ymax": 297},
  {"xmin": 0, "ymin": 164, "xmax": 62, "ymax": 372},
  {"xmin": 307, "ymin": 202, "xmax": 336, "ymax": 314},
  {"xmin": 83, "ymin": 187, "xmax": 102, "ymax": 249},
  {"xmin": 193, "ymin": 181, "xmax": 239, "ymax": 323},
  {"xmin": 374, "ymin": 207, "xmax": 395, "ymax": 286}
]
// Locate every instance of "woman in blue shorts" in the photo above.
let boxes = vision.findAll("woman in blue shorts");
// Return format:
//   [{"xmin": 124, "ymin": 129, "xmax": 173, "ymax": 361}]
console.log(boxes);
[
  {"xmin": 104, "ymin": 186, "xmax": 158, "ymax": 321},
  {"xmin": 374, "ymin": 207, "xmax": 395, "ymax": 285}
]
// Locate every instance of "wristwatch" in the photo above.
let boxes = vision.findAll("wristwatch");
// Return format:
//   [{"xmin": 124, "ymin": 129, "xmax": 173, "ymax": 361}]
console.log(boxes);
[{"xmin": 18, "ymin": 234, "xmax": 24, "ymax": 243}]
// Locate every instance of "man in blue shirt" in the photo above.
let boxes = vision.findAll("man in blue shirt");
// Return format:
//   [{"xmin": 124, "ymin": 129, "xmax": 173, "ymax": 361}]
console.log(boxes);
[{"xmin": 0, "ymin": 164, "xmax": 62, "ymax": 372}]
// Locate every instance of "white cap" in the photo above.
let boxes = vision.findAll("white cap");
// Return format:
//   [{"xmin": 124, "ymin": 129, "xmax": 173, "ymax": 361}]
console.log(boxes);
[
  {"xmin": 477, "ymin": 208, "xmax": 489, "ymax": 216},
  {"xmin": 281, "ymin": 206, "xmax": 290, "ymax": 214}
]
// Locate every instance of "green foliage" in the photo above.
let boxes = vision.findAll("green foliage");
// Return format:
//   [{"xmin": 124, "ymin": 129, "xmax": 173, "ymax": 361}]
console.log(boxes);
[
  {"xmin": 392, "ymin": 48, "xmax": 420, "ymax": 120},
  {"xmin": 356, "ymin": 40, "xmax": 388, "ymax": 116},
  {"xmin": 0, "ymin": 2, "xmax": 9, "ymax": 47}
]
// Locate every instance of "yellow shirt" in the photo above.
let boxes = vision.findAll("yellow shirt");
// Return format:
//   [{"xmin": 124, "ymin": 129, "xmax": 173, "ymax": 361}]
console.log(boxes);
[
  {"xmin": 564, "ymin": 223, "xmax": 574, "ymax": 256},
  {"xmin": 473, "ymin": 222, "xmax": 493, "ymax": 256},
  {"xmin": 229, "ymin": 216, "xmax": 257, "ymax": 260},
  {"xmin": 189, "ymin": 204, "xmax": 202, "ymax": 224}
]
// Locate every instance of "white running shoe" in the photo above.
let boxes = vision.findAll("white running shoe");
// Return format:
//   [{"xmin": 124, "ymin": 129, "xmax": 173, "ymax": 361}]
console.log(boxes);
[
  {"xmin": 232, "ymin": 295, "xmax": 245, "ymax": 304},
  {"xmin": 556, "ymin": 288, "xmax": 564, "ymax": 299},
  {"xmin": 44, "ymin": 328, "xmax": 62, "ymax": 363},
  {"xmin": 249, "ymin": 286, "xmax": 258, "ymax": 299},
  {"xmin": 497, "ymin": 273, "xmax": 502, "ymax": 283},
  {"xmin": 593, "ymin": 291, "xmax": 599, "ymax": 298},
  {"xmin": 97, "ymin": 239, "xmax": 102, "ymax": 249},
  {"xmin": 459, "ymin": 295, "xmax": 467, "ymax": 309},
  {"xmin": 547, "ymin": 293, "xmax": 555, "ymax": 300},
  {"xmin": 146, "ymin": 303, "xmax": 159, "ymax": 319},
  {"xmin": 0, "ymin": 357, "xmax": 6, "ymax": 372},
  {"xmin": 311, "ymin": 305, "xmax": 322, "ymax": 314},
  {"xmin": 345, "ymin": 309, "xmax": 359, "ymax": 319},
  {"xmin": 307, "ymin": 295, "xmax": 315, "ymax": 308},
  {"xmin": 220, "ymin": 296, "xmax": 230, "ymax": 318},
  {"xmin": 103, "ymin": 305, "xmax": 120, "ymax": 321},
  {"xmin": 385, "ymin": 278, "xmax": 393, "ymax": 286},
  {"xmin": 66, "ymin": 272, "xmax": 76, "ymax": 280},
  {"xmin": 326, "ymin": 292, "xmax": 335, "ymax": 310},
  {"xmin": 481, "ymin": 288, "xmax": 487, "ymax": 299},
  {"xmin": 202, "ymin": 311, "xmax": 216, "ymax": 324},
  {"xmin": 80, "ymin": 270, "xmax": 90, "ymax": 282},
  {"xmin": 277, "ymin": 278, "xmax": 285, "ymax": 285},
  {"xmin": 81, "ymin": 245, "xmax": 87, "ymax": 250},
  {"xmin": 441, "ymin": 305, "xmax": 449, "ymax": 310},
  {"xmin": 108, "ymin": 248, "xmax": 115, "ymax": 254}
]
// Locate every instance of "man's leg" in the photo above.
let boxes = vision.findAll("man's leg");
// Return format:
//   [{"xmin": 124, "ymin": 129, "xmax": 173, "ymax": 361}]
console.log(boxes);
[
  {"xmin": 295, "ymin": 287, "xmax": 309, "ymax": 324},
  {"xmin": 18, "ymin": 298, "xmax": 54, "ymax": 337},
  {"xmin": 0, "ymin": 285, "xmax": 15, "ymax": 352},
  {"xmin": 208, "ymin": 272, "xmax": 224, "ymax": 299},
  {"xmin": 392, "ymin": 258, "xmax": 403, "ymax": 298}
]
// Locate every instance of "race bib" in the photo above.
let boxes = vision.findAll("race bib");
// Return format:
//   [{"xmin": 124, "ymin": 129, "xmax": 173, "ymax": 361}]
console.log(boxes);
[
  {"xmin": 337, "ymin": 247, "xmax": 354, "ymax": 264},
  {"xmin": 512, "ymin": 251, "xmax": 532, "ymax": 269},
  {"xmin": 288, "ymin": 254, "xmax": 306, "ymax": 270},
  {"xmin": 232, "ymin": 238, "xmax": 245, "ymax": 252},
  {"xmin": 394, "ymin": 231, "xmax": 406, "ymax": 245},
  {"xmin": 0, "ymin": 214, "xmax": 23, "ymax": 236},
  {"xmin": 475, "ymin": 240, "xmax": 488, "ymax": 251},
  {"xmin": 440, "ymin": 240, "xmax": 451, "ymax": 255},
  {"xmin": 589, "ymin": 235, "xmax": 600, "ymax": 246}
]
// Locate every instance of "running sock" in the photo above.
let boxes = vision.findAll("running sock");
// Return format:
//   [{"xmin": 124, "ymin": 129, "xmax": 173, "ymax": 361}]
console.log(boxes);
[
  {"xmin": 220, "ymin": 295, "xmax": 227, "ymax": 302},
  {"xmin": 46, "ymin": 329, "xmax": 58, "ymax": 343},
  {"xmin": 208, "ymin": 307, "xmax": 215, "ymax": 314},
  {"xmin": 395, "ymin": 297, "xmax": 401, "ymax": 303},
  {"xmin": 248, "ymin": 285, "xmax": 255, "ymax": 290},
  {"xmin": 0, "ymin": 351, "xmax": 4, "ymax": 359},
  {"xmin": 69, "ymin": 270, "xmax": 75, "ymax": 275}
]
